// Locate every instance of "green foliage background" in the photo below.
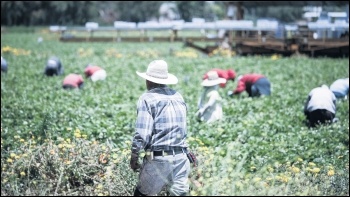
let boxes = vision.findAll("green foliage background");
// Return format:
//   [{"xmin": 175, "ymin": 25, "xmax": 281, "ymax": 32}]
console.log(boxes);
[{"xmin": 1, "ymin": 30, "xmax": 349, "ymax": 195}]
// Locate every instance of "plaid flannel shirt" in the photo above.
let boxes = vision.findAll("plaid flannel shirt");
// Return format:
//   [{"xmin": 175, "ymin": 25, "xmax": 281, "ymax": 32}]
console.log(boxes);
[{"xmin": 131, "ymin": 86, "xmax": 188, "ymax": 154}]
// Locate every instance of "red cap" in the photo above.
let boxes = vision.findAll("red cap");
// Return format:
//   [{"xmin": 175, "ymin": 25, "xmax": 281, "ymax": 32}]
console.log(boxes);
[{"xmin": 227, "ymin": 69, "xmax": 236, "ymax": 80}]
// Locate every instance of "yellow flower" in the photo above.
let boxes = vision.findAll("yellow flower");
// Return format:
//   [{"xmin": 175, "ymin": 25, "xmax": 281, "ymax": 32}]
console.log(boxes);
[
  {"xmin": 327, "ymin": 170, "xmax": 335, "ymax": 176},
  {"xmin": 20, "ymin": 172, "xmax": 26, "ymax": 176},
  {"xmin": 308, "ymin": 162, "xmax": 316, "ymax": 166},
  {"xmin": 267, "ymin": 167, "xmax": 274, "ymax": 173},
  {"xmin": 279, "ymin": 176, "xmax": 289, "ymax": 183},
  {"xmin": 7, "ymin": 158, "xmax": 13, "ymax": 163},
  {"xmin": 96, "ymin": 184, "xmax": 103, "ymax": 189},
  {"xmin": 291, "ymin": 166, "xmax": 300, "ymax": 173},
  {"xmin": 20, "ymin": 139, "xmax": 25, "ymax": 143},
  {"xmin": 74, "ymin": 133, "xmax": 81, "ymax": 138},
  {"xmin": 10, "ymin": 153, "xmax": 16, "ymax": 158},
  {"xmin": 311, "ymin": 167, "xmax": 320, "ymax": 173},
  {"xmin": 297, "ymin": 158, "xmax": 303, "ymax": 162},
  {"xmin": 271, "ymin": 54, "xmax": 280, "ymax": 60},
  {"xmin": 2, "ymin": 46, "xmax": 12, "ymax": 52},
  {"xmin": 253, "ymin": 177, "xmax": 262, "ymax": 182},
  {"xmin": 65, "ymin": 144, "xmax": 72, "ymax": 148}
]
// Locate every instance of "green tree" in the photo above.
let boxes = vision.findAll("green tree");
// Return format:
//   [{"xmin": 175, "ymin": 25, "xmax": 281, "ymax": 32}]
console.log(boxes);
[{"xmin": 113, "ymin": 1, "xmax": 163, "ymax": 22}]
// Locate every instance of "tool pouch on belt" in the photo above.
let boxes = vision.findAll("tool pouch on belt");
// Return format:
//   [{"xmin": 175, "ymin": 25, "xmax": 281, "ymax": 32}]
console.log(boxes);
[{"xmin": 186, "ymin": 152, "xmax": 198, "ymax": 167}]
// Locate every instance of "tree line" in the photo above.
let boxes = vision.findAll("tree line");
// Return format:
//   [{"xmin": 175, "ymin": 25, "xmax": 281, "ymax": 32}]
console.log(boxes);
[
  {"xmin": 1, "ymin": 1, "xmax": 346, "ymax": 26},
  {"xmin": 1, "ymin": 1, "xmax": 226, "ymax": 26}
]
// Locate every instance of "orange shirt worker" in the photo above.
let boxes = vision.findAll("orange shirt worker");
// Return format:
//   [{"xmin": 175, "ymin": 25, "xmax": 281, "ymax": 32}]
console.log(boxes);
[{"xmin": 62, "ymin": 73, "xmax": 84, "ymax": 89}]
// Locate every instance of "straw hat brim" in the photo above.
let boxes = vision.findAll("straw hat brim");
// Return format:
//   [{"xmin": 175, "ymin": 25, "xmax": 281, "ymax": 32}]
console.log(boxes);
[
  {"xmin": 136, "ymin": 71, "xmax": 178, "ymax": 85},
  {"xmin": 201, "ymin": 78, "xmax": 226, "ymax": 87}
]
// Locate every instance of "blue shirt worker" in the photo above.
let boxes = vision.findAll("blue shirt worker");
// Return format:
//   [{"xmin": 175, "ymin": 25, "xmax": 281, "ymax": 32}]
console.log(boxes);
[
  {"xmin": 44, "ymin": 56, "xmax": 64, "ymax": 76},
  {"xmin": 330, "ymin": 78, "xmax": 349, "ymax": 99},
  {"xmin": 1, "ymin": 56, "xmax": 8, "ymax": 73},
  {"xmin": 130, "ymin": 60, "xmax": 193, "ymax": 196}
]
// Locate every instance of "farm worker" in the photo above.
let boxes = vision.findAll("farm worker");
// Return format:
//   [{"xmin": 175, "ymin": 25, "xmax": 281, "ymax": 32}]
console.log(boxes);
[
  {"xmin": 304, "ymin": 84, "xmax": 337, "ymax": 128},
  {"xmin": 44, "ymin": 56, "xmax": 64, "ymax": 76},
  {"xmin": 330, "ymin": 78, "xmax": 349, "ymax": 100},
  {"xmin": 130, "ymin": 59, "xmax": 196, "ymax": 196},
  {"xmin": 196, "ymin": 70, "xmax": 226, "ymax": 123},
  {"xmin": 228, "ymin": 73, "xmax": 271, "ymax": 97},
  {"xmin": 84, "ymin": 64, "xmax": 107, "ymax": 82},
  {"xmin": 202, "ymin": 68, "xmax": 236, "ymax": 88},
  {"xmin": 1, "ymin": 56, "xmax": 8, "ymax": 73},
  {"xmin": 62, "ymin": 73, "xmax": 84, "ymax": 89}
]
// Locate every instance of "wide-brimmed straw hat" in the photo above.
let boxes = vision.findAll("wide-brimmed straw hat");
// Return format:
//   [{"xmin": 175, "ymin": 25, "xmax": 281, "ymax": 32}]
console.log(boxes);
[
  {"xmin": 201, "ymin": 71, "xmax": 226, "ymax": 87},
  {"xmin": 136, "ymin": 60, "xmax": 178, "ymax": 84}
]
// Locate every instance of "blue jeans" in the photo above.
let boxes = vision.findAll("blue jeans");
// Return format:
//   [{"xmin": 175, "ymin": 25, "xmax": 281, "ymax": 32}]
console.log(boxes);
[
  {"xmin": 136, "ymin": 153, "xmax": 190, "ymax": 196},
  {"xmin": 332, "ymin": 91, "xmax": 346, "ymax": 99},
  {"xmin": 251, "ymin": 77, "xmax": 271, "ymax": 97}
]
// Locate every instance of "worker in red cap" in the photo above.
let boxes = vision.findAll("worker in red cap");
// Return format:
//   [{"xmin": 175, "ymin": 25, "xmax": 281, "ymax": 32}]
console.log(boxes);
[
  {"xmin": 84, "ymin": 64, "xmax": 107, "ymax": 82},
  {"xmin": 202, "ymin": 68, "xmax": 236, "ymax": 88},
  {"xmin": 228, "ymin": 73, "xmax": 271, "ymax": 97}
]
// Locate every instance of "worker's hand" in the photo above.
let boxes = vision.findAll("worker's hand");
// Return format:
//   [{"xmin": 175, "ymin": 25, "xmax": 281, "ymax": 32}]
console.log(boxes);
[
  {"xmin": 195, "ymin": 109, "xmax": 205, "ymax": 120},
  {"xmin": 186, "ymin": 151, "xmax": 198, "ymax": 167},
  {"xmin": 130, "ymin": 152, "xmax": 141, "ymax": 172},
  {"xmin": 195, "ymin": 109, "xmax": 202, "ymax": 116}
]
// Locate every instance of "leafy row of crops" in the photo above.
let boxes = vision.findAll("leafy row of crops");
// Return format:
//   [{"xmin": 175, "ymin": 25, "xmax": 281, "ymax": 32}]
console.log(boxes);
[{"xmin": 1, "ymin": 30, "xmax": 349, "ymax": 196}]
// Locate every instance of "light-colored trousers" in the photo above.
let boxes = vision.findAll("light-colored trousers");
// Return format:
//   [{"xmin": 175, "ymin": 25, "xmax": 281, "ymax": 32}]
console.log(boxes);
[
  {"xmin": 136, "ymin": 153, "xmax": 191, "ymax": 196},
  {"xmin": 91, "ymin": 69, "xmax": 107, "ymax": 82}
]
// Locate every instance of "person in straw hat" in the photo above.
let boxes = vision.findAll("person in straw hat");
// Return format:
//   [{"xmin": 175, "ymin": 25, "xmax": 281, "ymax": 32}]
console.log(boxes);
[
  {"xmin": 202, "ymin": 68, "xmax": 236, "ymax": 88},
  {"xmin": 130, "ymin": 59, "xmax": 196, "ymax": 196},
  {"xmin": 196, "ymin": 70, "xmax": 227, "ymax": 123}
]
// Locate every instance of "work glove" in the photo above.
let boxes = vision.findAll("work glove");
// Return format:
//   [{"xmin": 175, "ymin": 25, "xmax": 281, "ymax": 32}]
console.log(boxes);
[
  {"xmin": 186, "ymin": 151, "xmax": 198, "ymax": 167},
  {"xmin": 130, "ymin": 152, "xmax": 141, "ymax": 172}
]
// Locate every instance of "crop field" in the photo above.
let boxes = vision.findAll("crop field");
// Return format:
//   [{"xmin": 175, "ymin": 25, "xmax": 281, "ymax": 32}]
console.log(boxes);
[{"xmin": 1, "ymin": 29, "xmax": 349, "ymax": 196}]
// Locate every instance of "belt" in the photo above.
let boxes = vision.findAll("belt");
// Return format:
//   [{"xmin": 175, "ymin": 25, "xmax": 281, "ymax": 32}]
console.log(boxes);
[{"xmin": 153, "ymin": 147, "xmax": 187, "ymax": 156}]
